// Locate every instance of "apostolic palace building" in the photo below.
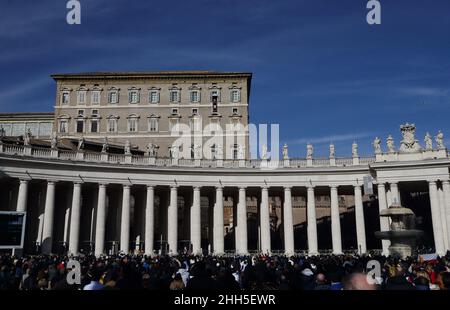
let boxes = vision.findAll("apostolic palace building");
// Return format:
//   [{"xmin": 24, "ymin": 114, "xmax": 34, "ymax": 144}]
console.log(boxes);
[{"xmin": 0, "ymin": 71, "xmax": 450, "ymax": 258}]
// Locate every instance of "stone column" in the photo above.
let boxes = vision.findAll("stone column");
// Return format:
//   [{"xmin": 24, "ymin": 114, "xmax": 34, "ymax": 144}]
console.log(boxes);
[
  {"xmin": 330, "ymin": 186, "xmax": 342, "ymax": 254},
  {"xmin": 95, "ymin": 184, "xmax": 107, "ymax": 256},
  {"xmin": 354, "ymin": 185, "xmax": 367, "ymax": 254},
  {"xmin": 68, "ymin": 182, "xmax": 82, "ymax": 255},
  {"xmin": 377, "ymin": 183, "xmax": 391, "ymax": 256},
  {"xmin": 429, "ymin": 181, "xmax": 445, "ymax": 255},
  {"xmin": 167, "ymin": 186, "xmax": 178, "ymax": 255},
  {"xmin": 307, "ymin": 186, "xmax": 318, "ymax": 255},
  {"xmin": 214, "ymin": 186, "xmax": 224, "ymax": 254},
  {"xmin": 237, "ymin": 187, "xmax": 248, "ymax": 255},
  {"xmin": 283, "ymin": 187, "xmax": 295, "ymax": 255},
  {"xmin": 442, "ymin": 180, "xmax": 450, "ymax": 251},
  {"xmin": 41, "ymin": 181, "xmax": 56, "ymax": 254},
  {"xmin": 120, "ymin": 185, "xmax": 131, "ymax": 253},
  {"xmin": 16, "ymin": 179, "xmax": 29, "ymax": 212},
  {"xmin": 145, "ymin": 185, "xmax": 155, "ymax": 256},
  {"xmin": 191, "ymin": 187, "xmax": 201, "ymax": 255},
  {"xmin": 260, "ymin": 186, "xmax": 271, "ymax": 254},
  {"xmin": 390, "ymin": 182, "xmax": 401, "ymax": 205},
  {"xmin": 438, "ymin": 187, "xmax": 449, "ymax": 250}
]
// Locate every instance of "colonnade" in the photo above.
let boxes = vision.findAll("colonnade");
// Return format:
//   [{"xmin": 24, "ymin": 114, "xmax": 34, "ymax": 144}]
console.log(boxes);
[{"xmin": 10, "ymin": 178, "xmax": 450, "ymax": 256}]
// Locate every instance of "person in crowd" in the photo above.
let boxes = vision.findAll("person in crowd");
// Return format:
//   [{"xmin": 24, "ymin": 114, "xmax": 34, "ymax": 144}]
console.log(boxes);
[
  {"xmin": 169, "ymin": 273, "xmax": 185, "ymax": 290},
  {"xmin": 83, "ymin": 268, "xmax": 105, "ymax": 290},
  {"xmin": 0, "ymin": 252, "xmax": 449, "ymax": 291}
]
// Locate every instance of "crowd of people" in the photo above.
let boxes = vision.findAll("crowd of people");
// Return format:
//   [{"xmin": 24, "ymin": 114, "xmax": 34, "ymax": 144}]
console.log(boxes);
[{"xmin": 0, "ymin": 252, "xmax": 449, "ymax": 290}]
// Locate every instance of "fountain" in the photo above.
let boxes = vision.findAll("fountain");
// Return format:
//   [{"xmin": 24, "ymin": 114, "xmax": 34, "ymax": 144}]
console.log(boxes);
[{"xmin": 375, "ymin": 201, "xmax": 423, "ymax": 258}]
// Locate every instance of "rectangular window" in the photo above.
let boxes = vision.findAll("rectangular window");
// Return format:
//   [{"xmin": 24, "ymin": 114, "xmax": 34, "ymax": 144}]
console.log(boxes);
[
  {"xmin": 149, "ymin": 118, "xmax": 158, "ymax": 132},
  {"xmin": 77, "ymin": 109, "xmax": 84, "ymax": 116},
  {"xmin": 231, "ymin": 90, "xmax": 240, "ymax": 102},
  {"xmin": 149, "ymin": 91, "xmax": 159, "ymax": 103},
  {"xmin": 190, "ymin": 91, "xmax": 199, "ymax": 103},
  {"xmin": 92, "ymin": 109, "xmax": 99, "ymax": 117},
  {"xmin": 77, "ymin": 91, "xmax": 86, "ymax": 104},
  {"xmin": 128, "ymin": 118, "xmax": 138, "ymax": 132},
  {"xmin": 108, "ymin": 119, "xmax": 117, "ymax": 133},
  {"xmin": 61, "ymin": 92, "xmax": 70, "ymax": 105},
  {"xmin": 59, "ymin": 120, "xmax": 68, "ymax": 133},
  {"xmin": 210, "ymin": 90, "xmax": 220, "ymax": 102},
  {"xmin": 91, "ymin": 91, "xmax": 100, "ymax": 105},
  {"xmin": 91, "ymin": 120, "xmax": 98, "ymax": 133},
  {"xmin": 129, "ymin": 91, "xmax": 139, "ymax": 104},
  {"xmin": 108, "ymin": 91, "xmax": 118, "ymax": 104},
  {"xmin": 170, "ymin": 90, "xmax": 179, "ymax": 103},
  {"xmin": 76, "ymin": 120, "xmax": 84, "ymax": 133},
  {"xmin": 192, "ymin": 108, "xmax": 198, "ymax": 115},
  {"xmin": 171, "ymin": 108, "xmax": 178, "ymax": 115},
  {"xmin": 233, "ymin": 144, "xmax": 238, "ymax": 160}
]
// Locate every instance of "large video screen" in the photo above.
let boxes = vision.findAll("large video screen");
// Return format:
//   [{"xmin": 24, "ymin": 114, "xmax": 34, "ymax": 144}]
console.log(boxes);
[{"xmin": 0, "ymin": 212, "xmax": 26, "ymax": 249}]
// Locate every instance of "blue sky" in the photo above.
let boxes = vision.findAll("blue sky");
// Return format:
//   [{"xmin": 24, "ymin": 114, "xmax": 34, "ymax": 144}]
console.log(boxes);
[{"xmin": 1, "ymin": 0, "xmax": 450, "ymax": 157}]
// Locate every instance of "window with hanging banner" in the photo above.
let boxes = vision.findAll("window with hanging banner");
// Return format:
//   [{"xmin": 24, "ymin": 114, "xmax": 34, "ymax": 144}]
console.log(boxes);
[{"xmin": 0, "ymin": 211, "xmax": 26, "ymax": 249}]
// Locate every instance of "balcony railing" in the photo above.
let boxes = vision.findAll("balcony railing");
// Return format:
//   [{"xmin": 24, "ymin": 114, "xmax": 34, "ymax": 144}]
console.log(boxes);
[{"xmin": 0, "ymin": 143, "xmax": 376, "ymax": 169}]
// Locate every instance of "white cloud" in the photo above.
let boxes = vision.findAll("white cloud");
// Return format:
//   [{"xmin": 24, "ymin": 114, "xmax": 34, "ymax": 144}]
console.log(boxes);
[{"xmin": 288, "ymin": 132, "xmax": 374, "ymax": 145}]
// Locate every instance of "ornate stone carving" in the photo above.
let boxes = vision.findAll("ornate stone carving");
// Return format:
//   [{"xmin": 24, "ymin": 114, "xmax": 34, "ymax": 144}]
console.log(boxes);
[
  {"xmin": 51, "ymin": 132, "xmax": 58, "ymax": 149},
  {"xmin": 373, "ymin": 137, "xmax": 382, "ymax": 154},
  {"xmin": 399, "ymin": 123, "xmax": 421, "ymax": 153},
  {"xmin": 171, "ymin": 145, "xmax": 180, "ymax": 159},
  {"xmin": 216, "ymin": 144, "xmax": 223, "ymax": 159},
  {"xmin": 386, "ymin": 135, "xmax": 395, "ymax": 153},
  {"xmin": 101, "ymin": 137, "xmax": 109, "ymax": 153},
  {"xmin": 261, "ymin": 144, "xmax": 267, "ymax": 160},
  {"xmin": 424, "ymin": 132, "xmax": 433, "ymax": 150},
  {"xmin": 237, "ymin": 144, "xmax": 244, "ymax": 160},
  {"xmin": 147, "ymin": 143, "xmax": 158, "ymax": 157},
  {"xmin": 77, "ymin": 136, "xmax": 85, "ymax": 150},
  {"xmin": 193, "ymin": 144, "xmax": 201, "ymax": 159},
  {"xmin": 282, "ymin": 143, "xmax": 289, "ymax": 160},
  {"xmin": 306, "ymin": 143, "xmax": 313, "ymax": 159},
  {"xmin": 24, "ymin": 128, "xmax": 32, "ymax": 146},
  {"xmin": 435, "ymin": 130, "xmax": 445, "ymax": 150},
  {"xmin": 352, "ymin": 141, "xmax": 358, "ymax": 158},
  {"xmin": 329, "ymin": 143, "xmax": 335, "ymax": 159},
  {"xmin": 124, "ymin": 140, "xmax": 131, "ymax": 155}
]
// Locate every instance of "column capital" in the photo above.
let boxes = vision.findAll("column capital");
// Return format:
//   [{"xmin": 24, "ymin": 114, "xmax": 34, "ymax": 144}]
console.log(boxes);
[
  {"xmin": 146, "ymin": 184, "xmax": 155, "ymax": 189},
  {"xmin": 330, "ymin": 185, "xmax": 338, "ymax": 190},
  {"xmin": 429, "ymin": 180, "xmax": 438, "ymax": 186},
  {"xmin": 98, "ymin": 183, "xmax": 107, "ymax": 188},
  {"xmin": 122, "ymin": 184, "xmax": 131, "ymax": 189},
  {"xmin": 239, "ymin": 186, "xmax": 246, "ymax": 191},
  {"xmin": 46, "ymin": 180, "xmax": 57, "ymax": 185},
  {"xmin": 193, "ymin": 186, "xmax": 201, "ymax": 191},
  {"xmin": 19, "ymin": 179, "xmax": 29, "ymax": 184},
  {"xmin": 307, "ymin": 185, "xmax": 315, "ymax": 190},
  {"xmin": 377, "ymin": 183, "xmax": 386, "ymax": 189},
  {"xmin": 283, "ymin": 186, "xmax": 292, "ymax": 191},
  {"xmin": 261, "ymin": 186, "xmax": 269, "ymax": 190},
  {"xmin": 170, "ymin": 185, "xmax": 178, "ymax": 190},
  {"xmin": 215, "ymin": 186, "xmax": 223, "ymax": 191}
]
